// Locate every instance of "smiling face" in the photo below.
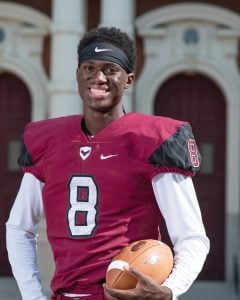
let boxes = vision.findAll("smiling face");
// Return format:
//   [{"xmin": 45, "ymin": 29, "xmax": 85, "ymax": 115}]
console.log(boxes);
[{"xmin": 76, "ymin": 60, "xmax": 134, "ymax": 115}]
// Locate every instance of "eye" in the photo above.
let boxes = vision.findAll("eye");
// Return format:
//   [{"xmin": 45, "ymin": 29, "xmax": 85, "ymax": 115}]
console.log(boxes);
[
  {"xmin": 104, "ymin": 66, "xmax": 120, "ymax": 75},
  {"xmin": 81, "ymin": 64, "xmax": 95, "ymax": 73}
]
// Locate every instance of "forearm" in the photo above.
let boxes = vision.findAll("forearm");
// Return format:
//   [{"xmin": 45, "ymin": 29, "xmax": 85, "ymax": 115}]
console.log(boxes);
[
  {"xmin": 6, "ymin": 173, "xmax": 47, "ymax": 300},
  {"xmin": 152, "ymin": 173, "xmax": 210, "ymax": 299},
  {"xmin": 162, "ymin": 237, "xmax": 209, "ymax": 299},
  {"xmin": 6, "ymin": 225, "xmax": 47, "ymax": 300}
]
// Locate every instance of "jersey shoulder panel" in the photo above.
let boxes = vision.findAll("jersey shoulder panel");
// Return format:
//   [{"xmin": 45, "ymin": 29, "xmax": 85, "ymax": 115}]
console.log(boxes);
[
  {"xmin": 124, "ymin": 113, "xmax": 184, "ymax": 140},
  {"xmin": 18, "ymin": 115, "xmax": 83, "ymax": 179},
  {"xmin": 123, "ymin": 113, "xmax": 185, "ymax": 148},
  {"xmin": 124, "ymin": 113, "xmax": 201, "ymax": 175},
  {"xmin": 148, "ymin": 121, "xmax": 201, "ymax": 174}
]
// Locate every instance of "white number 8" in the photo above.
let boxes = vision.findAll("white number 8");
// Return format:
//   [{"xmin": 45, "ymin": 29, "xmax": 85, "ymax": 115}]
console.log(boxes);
[{"xmin": 68, "ymin": 175, "xmax": 98, "ymax": 237}]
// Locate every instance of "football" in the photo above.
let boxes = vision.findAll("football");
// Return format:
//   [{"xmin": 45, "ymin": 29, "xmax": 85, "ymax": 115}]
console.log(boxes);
[{"xmin": 106, "ymin": 239, "xmax": 174, "ymax": 290}]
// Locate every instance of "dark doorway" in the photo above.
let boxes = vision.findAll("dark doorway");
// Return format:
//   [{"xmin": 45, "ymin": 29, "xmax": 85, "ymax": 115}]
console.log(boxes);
[
  {"xmin": 154, "ymin": 73, "xmax": 226, "ymax": 280},
  {"xmin": 0, "ymin": 72, "xmax": 31, "ymax": 276}
]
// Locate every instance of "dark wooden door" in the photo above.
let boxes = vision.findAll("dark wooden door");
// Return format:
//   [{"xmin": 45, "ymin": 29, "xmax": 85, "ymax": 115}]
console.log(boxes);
[
  {"xmin": 0, "ymin": 72, "xmax": 31, "ymax": 276},
  {"xmin": 154, "ymin": 73, "xmax": 226, "ymax": 280}
]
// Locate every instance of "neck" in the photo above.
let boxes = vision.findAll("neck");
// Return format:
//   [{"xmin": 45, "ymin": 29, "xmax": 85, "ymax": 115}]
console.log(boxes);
[{"xmin": 83, "ymin": 109, "xmax": 125, "ymax": 135}]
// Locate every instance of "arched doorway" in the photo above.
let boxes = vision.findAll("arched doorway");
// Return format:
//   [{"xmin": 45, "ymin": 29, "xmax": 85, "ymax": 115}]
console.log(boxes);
[
  {"xmin": 0, "ymin": 72, "xmax": 31, "ymax": 276},
  {"xmin": 154, "ymin": 73, "xmax": 226, "ymax": 280}
]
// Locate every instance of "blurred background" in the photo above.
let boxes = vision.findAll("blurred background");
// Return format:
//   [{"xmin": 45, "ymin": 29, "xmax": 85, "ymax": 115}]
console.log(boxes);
[{"xmin": 0, "ymin": 0, "xmax": 239, "ymax": 299}]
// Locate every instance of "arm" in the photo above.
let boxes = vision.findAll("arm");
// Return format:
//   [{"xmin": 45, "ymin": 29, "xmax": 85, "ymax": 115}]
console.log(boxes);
[
  {"xmin": 152, "ymin": 172, "xmax": 210, "ymax": 299},
  {"xmin": 6, "ymin": 173, "xmax": 48, "ymax": 300},
  {"xmin": 104, "ymin": 173, "xmax": 209, "ymax": 300}
]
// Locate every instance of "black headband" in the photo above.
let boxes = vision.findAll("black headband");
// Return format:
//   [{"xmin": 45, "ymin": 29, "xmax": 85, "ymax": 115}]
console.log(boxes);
[{"xmin": 78, "ymin": 42, "xmax": 132, "ymax": 73}]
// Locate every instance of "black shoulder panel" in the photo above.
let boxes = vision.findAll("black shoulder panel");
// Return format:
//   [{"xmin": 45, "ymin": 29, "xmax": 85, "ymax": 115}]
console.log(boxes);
[
  {"xmin": 148, "ymin": 123, "xmax": 201, "ymax": 172},
  {"xmin": 17, "ymin": 137, "xmax": 33, "ymax": 167}
]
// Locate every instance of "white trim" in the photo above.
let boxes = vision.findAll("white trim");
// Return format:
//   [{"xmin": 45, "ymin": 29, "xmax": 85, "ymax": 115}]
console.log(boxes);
[
  {"xmin": 0, "ymin": 2, "xmax": 50, "ymax": 28},
  {"xmin": 0, "ymin": 2, "xmax": 51, "ymax": 121},
  {"xmin": 136, "ymin": 2, "xmax": 240, "ymax": 34},
  {"xmin": 1, "ymin": 57, "xmax": 48, "ymax": 121}
]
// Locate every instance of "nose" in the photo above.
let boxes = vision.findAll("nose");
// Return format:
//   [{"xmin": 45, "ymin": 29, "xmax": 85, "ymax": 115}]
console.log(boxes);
[{"xmin": 94, "ymin": 70, "xmax": 107, "ymax": 82}]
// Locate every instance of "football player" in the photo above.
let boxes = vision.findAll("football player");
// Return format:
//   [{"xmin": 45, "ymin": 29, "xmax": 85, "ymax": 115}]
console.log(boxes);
[{"xmin": 6, "ymin": 27, "xmax": 209, "ymax": 300}]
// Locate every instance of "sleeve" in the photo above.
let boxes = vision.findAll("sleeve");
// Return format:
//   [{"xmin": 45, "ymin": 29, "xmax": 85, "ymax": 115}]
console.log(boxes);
[
  {"xmin": 6, "ymin": 173, "xmax": 48, "ymax": 300},
  {"xmin": 149, "ymin": 123, "xmax": 202, "ymax": 177},
  {"xmin": 151, "ymin": 173, "xmax": 210, "ymax": 299},
  {"xmin": 18, "ymin": 135, "xmax": 34, "ymax": 167},
  {"xmin": 18, "ymin": 121, "xmax": 50, "ymax": 182}
]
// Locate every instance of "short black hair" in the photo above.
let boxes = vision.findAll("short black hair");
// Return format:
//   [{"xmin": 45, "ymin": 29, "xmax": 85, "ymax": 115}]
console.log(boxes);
[{"xmin": 77, "ymin": 27, "xmax": 136, "ymax": 73}]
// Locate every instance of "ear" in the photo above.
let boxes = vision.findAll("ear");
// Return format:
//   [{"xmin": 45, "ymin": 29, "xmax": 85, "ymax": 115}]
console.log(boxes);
[
  {"xmin": 76, "ymin": 67, "xmax": 80, "ymax": 80},
  {"xmin": 125, "ymin": 73, "xmax": 135, "ymax": 89}
]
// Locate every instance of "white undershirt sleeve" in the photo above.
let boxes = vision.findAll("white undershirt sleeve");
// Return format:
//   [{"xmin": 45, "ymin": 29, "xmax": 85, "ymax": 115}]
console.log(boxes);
[
  {"xmin": 151, "ymin": 173, "xmax": 210, "ymax": 299},
  {"xmin": 6, "ymin": 172, "xmax": 47, "ymax": 300}
]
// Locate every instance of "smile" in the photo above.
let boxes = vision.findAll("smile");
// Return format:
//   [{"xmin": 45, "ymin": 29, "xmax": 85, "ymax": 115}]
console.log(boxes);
[{"xmin": 90, "ymin": 88, "xmax": 108, "ymax": 97}]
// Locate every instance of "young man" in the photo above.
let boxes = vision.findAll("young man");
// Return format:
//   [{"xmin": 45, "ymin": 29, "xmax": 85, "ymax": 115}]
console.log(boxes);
[{"xmin": 6, "ymin": 27, "xmax": 209, "ymax": 300}]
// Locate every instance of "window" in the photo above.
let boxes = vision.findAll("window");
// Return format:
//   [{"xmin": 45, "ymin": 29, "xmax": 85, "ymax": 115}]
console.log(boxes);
[
  {"xmin": 8, "ymin": 140, "xmax": 21, "ymax": 171},
  {"xmin": 200, "ymin": 143, "xmax": 214, "ymax": 174}
]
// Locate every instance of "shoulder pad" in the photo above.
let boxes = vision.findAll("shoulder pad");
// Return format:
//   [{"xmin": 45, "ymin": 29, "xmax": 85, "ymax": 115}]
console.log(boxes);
[
  {"xmin": 17, "ymin": 137, "xmax": 33, "ymax": 167},
  {"xmin": 148, "ymin": 123, "xmax": 201, "ymax": 172}
]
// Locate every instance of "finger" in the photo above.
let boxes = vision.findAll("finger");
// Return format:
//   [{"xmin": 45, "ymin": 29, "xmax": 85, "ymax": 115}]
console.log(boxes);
[
  {"xmin": 103, "ymin": 284, "xmax": 118, "ymax": 300},
  {"xmin": 103, "ymin": 283, "xmax": 135, "ymax": 299},
  {"xmin": 104, "ymin": 291, "xmax": 118, "ymax": 300},
  {"xmin": 124, "ymin": 266, "xmax": 152, "ymax": 285}
]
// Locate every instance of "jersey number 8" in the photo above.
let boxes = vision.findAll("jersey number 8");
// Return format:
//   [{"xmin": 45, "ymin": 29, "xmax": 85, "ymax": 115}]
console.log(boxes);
[{"xmin": 67, "ymin": 175, "xmax": 98, "ymax": 237}]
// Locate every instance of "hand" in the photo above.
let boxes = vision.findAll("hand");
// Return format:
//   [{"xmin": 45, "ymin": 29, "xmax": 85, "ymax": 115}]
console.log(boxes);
[{"xmin": 103, "ymin": 266, "xmax": 172, "ymax": 299}]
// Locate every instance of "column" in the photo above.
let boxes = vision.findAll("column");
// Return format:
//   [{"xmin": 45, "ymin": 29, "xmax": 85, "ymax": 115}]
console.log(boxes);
[
  {"xmin": 37, "ymin": 1, "xmax": 86, "ymax": 296},
  {"xmin": 49, "ymin": 0, "xmax": 86, "ymax": 118},
  {"xmin": 99, "ymin": 0, "xmax": 135, "ymax": 112}
]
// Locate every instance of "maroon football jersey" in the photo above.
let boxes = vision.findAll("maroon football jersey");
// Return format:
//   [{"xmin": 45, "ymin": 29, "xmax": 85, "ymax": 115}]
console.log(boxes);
[{"xmin": 19, "ymin": 112, "xmax": 201, "ymax": 293}]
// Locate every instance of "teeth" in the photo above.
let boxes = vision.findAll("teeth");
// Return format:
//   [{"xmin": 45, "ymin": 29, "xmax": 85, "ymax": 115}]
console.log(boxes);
[{"xmin": 90, "ymin": 88, "xmax": 107, "ymax": 95}]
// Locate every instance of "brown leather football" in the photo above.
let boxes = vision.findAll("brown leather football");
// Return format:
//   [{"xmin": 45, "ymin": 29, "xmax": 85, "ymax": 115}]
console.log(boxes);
[{"xmin": 106, "ymin": 239, "xmax": 174, "ymax": 290}]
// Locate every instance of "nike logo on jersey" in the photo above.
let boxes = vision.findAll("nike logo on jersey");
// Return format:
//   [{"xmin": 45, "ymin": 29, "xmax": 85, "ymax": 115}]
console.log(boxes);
[
  {"xmin": 95, "ymin": 47, "xmax": 113, "ymax": 53},
  {"xmin": 100, "ymin": 154, "xmax": 118, "ymax": 160}
]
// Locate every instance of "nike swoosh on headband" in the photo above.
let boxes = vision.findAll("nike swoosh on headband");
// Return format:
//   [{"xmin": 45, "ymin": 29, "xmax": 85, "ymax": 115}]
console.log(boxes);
[{"xmin": 95, "ymin": 47, "xmax": 113, "ymax": 52}]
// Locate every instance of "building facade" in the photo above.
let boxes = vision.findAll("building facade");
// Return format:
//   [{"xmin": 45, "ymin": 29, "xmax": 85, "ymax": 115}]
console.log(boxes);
[{"xmin": 0, "ymin": 0, "xmax": 239, "ymax": 299}]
